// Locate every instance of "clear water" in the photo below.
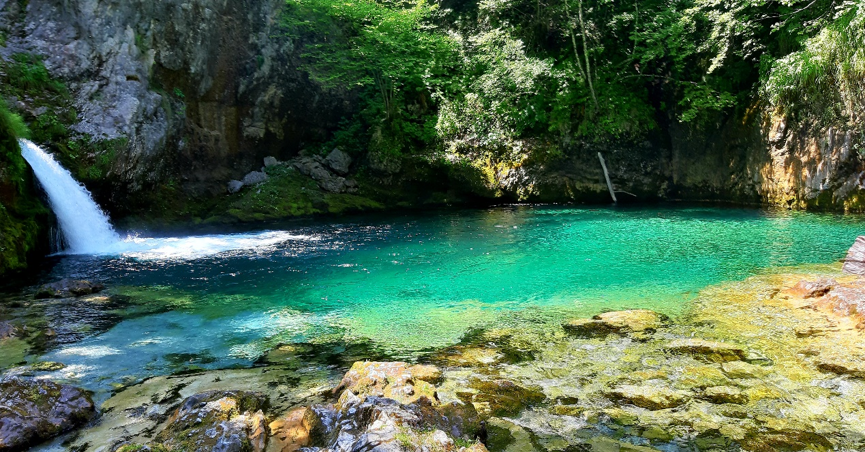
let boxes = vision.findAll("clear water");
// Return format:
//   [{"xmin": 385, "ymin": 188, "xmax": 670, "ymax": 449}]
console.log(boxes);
[{"xmin": 4, "ymin": 206, "xmax": 863, "ymax": 398}]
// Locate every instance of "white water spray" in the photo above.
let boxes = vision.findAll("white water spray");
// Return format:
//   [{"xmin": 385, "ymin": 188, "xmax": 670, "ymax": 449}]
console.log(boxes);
[
  {"xmin": 19, "ymin": 139, "xmax": 309, "ymax": 259},
  {"xmin": 19, "ymin": 139, "xmax": 121, "ymax": 254}
]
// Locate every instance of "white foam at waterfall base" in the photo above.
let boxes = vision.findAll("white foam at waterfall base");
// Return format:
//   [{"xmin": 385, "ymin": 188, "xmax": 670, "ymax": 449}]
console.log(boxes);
[{"xmin": 20, "ymin": 139, "xmax": 310, "ymax": 259}]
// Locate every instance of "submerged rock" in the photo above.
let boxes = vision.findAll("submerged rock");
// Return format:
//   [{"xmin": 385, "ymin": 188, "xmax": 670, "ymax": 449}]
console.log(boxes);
[
  {"xmin": 263, "ymin": 156, "xmax": 281, "ymax": 167},
  {"xmin": 701, "ymin": 386, "xmax": 748, "ymax": 405},
  {"xmin": 0, "ymin": 378, "xmax": 95, "ymax": 450},
  {"xmin": 607, "ymin": 384, "xmax": 689, "ymax": 410},
  {"xmin": 665, "ymin": 338, "xmax": 745, "ymax": 363},
  {"xmin": 469, "ymin": 378, "xmax": 546, "ymax": 417},
  {"xmin": 563, "ymin": 310, "xmax": 667, "ymax": 338},
  {"xmin": 35, "ymin": 279, "xmax": 105, "ymax": 298}
]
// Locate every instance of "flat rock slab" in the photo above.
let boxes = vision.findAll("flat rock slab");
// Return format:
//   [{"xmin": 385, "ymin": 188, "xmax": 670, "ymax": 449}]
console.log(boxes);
[
  {"xmin": 0, "ymin": 378, "xmax": 95, "ymax": 450},
  {"xmin": 665, "ymin": 339, "xmax": 746, "ymax": 363},
  {"xmin": 702, "ymin": 385, "xmax": 748, "ymax": 405}
]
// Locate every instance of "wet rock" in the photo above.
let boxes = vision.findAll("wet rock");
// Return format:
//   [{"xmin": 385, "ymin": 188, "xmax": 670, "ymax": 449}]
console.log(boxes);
[
  {"xmin": 702, "ymin": 386, "xmax": 748, "ymax": 404},
  {"xmin": 484, "ymin": 417, "xmax": 540, "ymax": 452},
  {"xmin": 227, "ymin": 180, "xmax": 244, "ymax": 194},
  {"xmin": 268, "ymin": 406, "xmax": 320, "ymax": 452},
  {"xmin": 415, "ymin": 398, "xmax": 482, "ymax": 439},
  {"xmin": 607, "ymin": 384, "xmax": 689, "ymax": 410},
  {"xmin": 815, "ymin": 353, "xmax": 865, "ymax": 378},
  {"xmin": 263, "ymin": 156, "xmax": 280, "ymax": 167},
  {"xmin": 786, "ymin": 278, "xmax": 836, "ymax": 298},
  {"xmin": 720, "ymin": 361, "xmax": 769, "ymax": 379},
  {"xmin": 156, "ymin": 390, "xmax": 269, "ymax": 452},
  {"xmin": 469, "ymin": 379, "xmax": 546, "ymax": 416},
  {"xmin": 843, "ymin": 236, "xmax": 865, "ymax": 275},
  {"xmin": 678, "ymin": 365, "xmax": 730, "ymax": 389},
  {"xmin": 563, "ymin": 310, "xmax": 667, "ymax": 338},
  {"xmin": 818, "ymin": 287, "xmax": 865, "ymax": 321},
  {"xmin": 665, "ymin": 338, "xmax": 746, "ymax": 363},
  {"xmin": 35, "ymin": 279, "xmax": 105, "ymax": 298},
  {"xmin": 242, "ymin": 171, "xmax": 268, "ymax": 186},
  {"xmin": 325, "ymin": 148, "xmax": 352, "ymax": 176},
  {"xmin": 0, "ymin": 378, "xmax": 95, "ymax": 450},
  {"xmin": 0, "ymin": 321, "xmax": 19, "ymax": 340},
  {"xmin": 332, "ymin": 361, "xmax": 441, "ymax": 405}
]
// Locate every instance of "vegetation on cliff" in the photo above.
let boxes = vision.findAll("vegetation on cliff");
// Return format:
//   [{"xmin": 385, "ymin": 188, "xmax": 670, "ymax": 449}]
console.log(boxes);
[
  {"xmin": 284, "ymin": 0, "xmax": 864, "ymax": 161},
  {"xmin": 0, "ymin": 99, "xmax": 48, "ymax": 275}
]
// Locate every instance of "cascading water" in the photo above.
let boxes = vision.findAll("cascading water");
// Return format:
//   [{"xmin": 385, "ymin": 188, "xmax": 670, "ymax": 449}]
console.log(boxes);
[
  {"xmin": 18, "ymin": 139, "xmax": 306, "ymax": 259},
  {"xmin": 19, "ymin": 139, "xmax": 121, "ymax": 254}
]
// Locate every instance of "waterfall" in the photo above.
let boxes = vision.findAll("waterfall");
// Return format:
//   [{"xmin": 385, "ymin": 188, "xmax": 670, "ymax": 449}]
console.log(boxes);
[{"xmin": 19, "ymin": 139, "xmax": 121, "ymax": 254}]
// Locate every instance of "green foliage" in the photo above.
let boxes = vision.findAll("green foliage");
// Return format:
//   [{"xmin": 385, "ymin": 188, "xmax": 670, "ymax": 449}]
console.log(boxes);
[
  {"xmin": 763, "ymin": 2, "xmax": 865, "ymax": 124},
  {"xmin": 282, "ymin": 0, "xmax": 859, "ymax": 164},
  {"xmin": 0, "ymin": 99, "xmax": 30, "ymax": 192},
  {"xmin": 4, "ymin": 54, "xmax": 68, "ymax": 95}
]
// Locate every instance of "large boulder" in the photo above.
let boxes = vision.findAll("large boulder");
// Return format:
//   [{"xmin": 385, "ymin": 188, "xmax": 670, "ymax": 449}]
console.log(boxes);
[
  {"xmin": 157, "ymin": 390, "xmax": 268, "ymax": 452},
  {"xmin": 843, "ymin": 236, "xmax": 865, "ymax": 275},
  {"xmin": 325, "ymin": 148, "xmax": 352, "ymax": 176},
  {"xmin": 242, "ymin": 171, "xmax": 268, "ymax": 186},
  {"xmin": 35, "ymin": 279, "xmax": 105, "ymax": 299},
  {"xmin": 0, "ymin": 378, "xmax": 95, "ymax": 450}
]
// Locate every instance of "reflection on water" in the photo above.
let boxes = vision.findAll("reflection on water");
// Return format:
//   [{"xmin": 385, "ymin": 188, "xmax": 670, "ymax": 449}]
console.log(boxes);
[{"xmin": 2, "ymin": 206, "xmax": 863, "ymax": 397}]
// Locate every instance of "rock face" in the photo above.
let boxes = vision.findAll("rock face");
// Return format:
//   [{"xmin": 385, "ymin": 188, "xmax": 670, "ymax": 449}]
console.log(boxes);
[
  {"xmin": 0, "ymin": 378, "xmax": 96, "ymax": 451},
  {"xmin": 0, "ymin": 0, "xmax": 351, "ymax": 208},
  {"xmin": 843, "ymin": 236, "xmax": 865, "ymax": 275},
  {"xmin": 34, "ymin": 279, "xmax": 105, "ymax": 298}
]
